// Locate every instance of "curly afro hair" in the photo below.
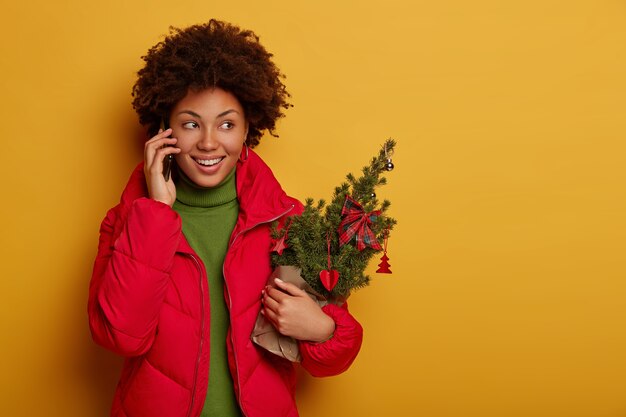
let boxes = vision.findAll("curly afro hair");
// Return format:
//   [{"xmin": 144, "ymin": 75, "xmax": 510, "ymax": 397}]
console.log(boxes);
[{"xmin": 132, "ymin": 20, "xmax": 291, "ymax": 148}]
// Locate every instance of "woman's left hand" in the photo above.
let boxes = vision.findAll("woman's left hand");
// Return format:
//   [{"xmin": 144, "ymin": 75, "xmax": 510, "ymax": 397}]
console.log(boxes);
[{"xmin": 261, "ymin": 278, "xmax": 335, "ymax": 343}]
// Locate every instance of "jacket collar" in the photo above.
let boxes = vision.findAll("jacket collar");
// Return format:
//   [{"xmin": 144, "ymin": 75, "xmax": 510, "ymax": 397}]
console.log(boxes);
[
  {"xmin": 119, "ymin": 149, "xmax": 297, "ymax": 246},
  {"xmin": 232, "ymin": 149, "xmax": 296, "ymax": 234}
]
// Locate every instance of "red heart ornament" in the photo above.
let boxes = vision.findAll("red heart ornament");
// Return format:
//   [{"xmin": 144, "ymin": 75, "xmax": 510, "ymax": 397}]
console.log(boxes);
[{"xmin": 319, "ymin": 269, "xmax": 339, "ymax": 291}]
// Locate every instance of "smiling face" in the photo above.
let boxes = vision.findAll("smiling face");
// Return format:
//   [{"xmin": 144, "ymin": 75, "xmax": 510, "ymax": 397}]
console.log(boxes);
[{"xmin": 169, "ymin": 88, "xmax": 248, "ymax": 188}]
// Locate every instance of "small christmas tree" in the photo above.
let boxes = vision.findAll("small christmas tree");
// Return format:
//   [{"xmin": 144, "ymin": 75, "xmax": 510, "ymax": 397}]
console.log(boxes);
[{"xmin": 271, "ymin": 139, "xmax": 397, "ymax": 300}]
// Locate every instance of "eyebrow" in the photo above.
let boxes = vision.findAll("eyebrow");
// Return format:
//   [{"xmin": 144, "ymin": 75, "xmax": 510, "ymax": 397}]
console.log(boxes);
[
  {"xmin": 176, "ymin": 109, "xmax": 240, "ymax": 119},
  {"xmin": 217, "ymin": 109, "xmax": 239, "ymax": 118}
]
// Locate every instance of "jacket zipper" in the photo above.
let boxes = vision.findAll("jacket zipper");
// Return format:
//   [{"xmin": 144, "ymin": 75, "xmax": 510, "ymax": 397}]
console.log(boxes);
[
  {"xmin": 223, "ymin": 204, "xmax": 295, "ymax": 417},
  {"xmin": 186, "ymin": 253, "xmax": 206, "ymax": 417}
]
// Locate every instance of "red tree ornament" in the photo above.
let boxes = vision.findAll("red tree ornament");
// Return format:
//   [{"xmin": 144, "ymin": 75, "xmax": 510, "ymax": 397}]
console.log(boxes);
[
  {"xmin": 271, "ymin": 234, "xmax": 288, "ymax": 255},
  {"xmin": 319, "ymin": 233, "xmax": 340, "ymax": 291},
  {"xmin": 319, "ymin": 269, "xmax": 339, "ymax": 292},
  {"xmin": 376, "ymin": 229, "xmax": 392, "ymax": 274},
  {"xmin": 271, "ymin": 219, "xmax": 291, "ymax": 255}
]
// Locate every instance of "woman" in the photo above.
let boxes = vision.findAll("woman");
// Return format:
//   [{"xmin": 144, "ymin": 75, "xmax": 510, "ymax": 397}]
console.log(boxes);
[{"xmin": 88, "ymin": 20, "xmax": 363, "ymax": 417}]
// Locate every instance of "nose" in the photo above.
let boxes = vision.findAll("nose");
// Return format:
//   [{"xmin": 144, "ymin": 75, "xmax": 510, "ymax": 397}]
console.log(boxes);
[{"xmin": 197, "ymin": 127, "xmax": 218, "ymax": 151}]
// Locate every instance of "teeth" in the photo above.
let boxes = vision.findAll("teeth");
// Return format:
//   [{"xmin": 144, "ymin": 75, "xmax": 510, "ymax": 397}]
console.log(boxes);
[{"xmin": 196, "ymin": 157, "xmax": 223, "ymax": 166}]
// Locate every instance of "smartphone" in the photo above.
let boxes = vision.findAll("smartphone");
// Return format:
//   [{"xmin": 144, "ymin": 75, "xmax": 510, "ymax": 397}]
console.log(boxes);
[{"xmin": 160, "ymin": 118, "xmax": 174, "ymax": 181}]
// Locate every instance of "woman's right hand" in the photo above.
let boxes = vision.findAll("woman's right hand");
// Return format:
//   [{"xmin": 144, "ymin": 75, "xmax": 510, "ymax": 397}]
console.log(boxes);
[{"xmin": 144, "ymin": 128, "xmax": 181, "ymax": 207}]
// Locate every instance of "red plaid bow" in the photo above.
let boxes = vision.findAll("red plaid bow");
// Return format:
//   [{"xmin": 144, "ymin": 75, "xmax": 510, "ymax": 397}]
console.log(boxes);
[{"xmin": 338, "ymin": 195, "xmax": 382, "ymax": 251}]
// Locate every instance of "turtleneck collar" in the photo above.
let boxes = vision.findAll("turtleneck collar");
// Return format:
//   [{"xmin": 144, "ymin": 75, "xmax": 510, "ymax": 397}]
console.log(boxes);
[{"xmin": 174, "ymin": 167, "xmax": 237, "ymax": 208}]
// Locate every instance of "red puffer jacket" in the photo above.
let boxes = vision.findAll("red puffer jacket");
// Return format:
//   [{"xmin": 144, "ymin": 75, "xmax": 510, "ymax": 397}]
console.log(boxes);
[{"xmin": 88, "ymin": 149, "xmax": 363, "ymax": 417}]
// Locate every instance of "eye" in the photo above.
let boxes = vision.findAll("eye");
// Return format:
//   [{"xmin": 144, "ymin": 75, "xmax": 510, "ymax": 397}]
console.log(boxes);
[
  {"xmin": 220, "ymin": 121, "xmax": 234, "ymax": 129},
  {"xmin": 182, "ymin": 121, "xmax": 199, "ymax": 129}
]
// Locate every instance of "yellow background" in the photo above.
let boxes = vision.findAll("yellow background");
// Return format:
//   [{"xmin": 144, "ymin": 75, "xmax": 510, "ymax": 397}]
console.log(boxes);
[{"xmin": 1, "ymin": 1, "xmax": 625, "ymax": 416}]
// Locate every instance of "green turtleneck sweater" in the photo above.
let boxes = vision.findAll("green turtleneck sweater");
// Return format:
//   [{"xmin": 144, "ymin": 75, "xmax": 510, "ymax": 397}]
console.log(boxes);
[{"xmin": 172, "ymin": 169, "xmax": 242, "ymax": 417}]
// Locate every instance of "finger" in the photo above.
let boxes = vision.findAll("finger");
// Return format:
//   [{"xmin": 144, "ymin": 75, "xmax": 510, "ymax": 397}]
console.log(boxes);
[
  {"xmin": 148, "ymin": 147, "xmax": 180, "ymax": 176},
  {"xmin": 261, "ymin": 305, "xmax": 279, "ymax": 325},
  {"xmin": 265, "ymin": 285, "xmax": 291, "ymax": 304},
  {"xmin": 146, "ymin": 128, "xmax": 172, "ymax": 143},
  {"xmin": 153, "ymin": 143, "xmax": 180, "ymax": 160},
  {"xmin": 273, "ymin": 278, "xmax": 306, "ymax": 297},
  {"xmin": 147, "ymin": 144, "xmax": 179, "ymax": 168},
  {"xmin": 145, "ymin": 137, "xmax": 178, "ymax": 154},
  {"xmin": 262, "ymin": 291, "xmax": 280, "ymax": 313},
  {"xmin": 145, "ymin": 138, "xmax": 178, "ymax": 167},
  {"xmin": 144, "ymin": 130, "xmax": 175, "ymax": 157}
]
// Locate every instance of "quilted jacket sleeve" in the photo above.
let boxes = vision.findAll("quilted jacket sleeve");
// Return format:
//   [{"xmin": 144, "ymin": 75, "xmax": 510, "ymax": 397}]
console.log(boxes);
[
  {"xmin": 88, "ymin": 197, "xmax": 181, "ymax": 357},
  {"xmin": 298, "ymin": 302, "xmax": 363, "ymax": 377}
]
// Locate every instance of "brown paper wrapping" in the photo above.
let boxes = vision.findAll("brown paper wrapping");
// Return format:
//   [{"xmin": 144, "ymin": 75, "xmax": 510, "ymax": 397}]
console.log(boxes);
[{"xmin": 251, "ymin": 265, "xmax": 330, "ymax": 362}]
